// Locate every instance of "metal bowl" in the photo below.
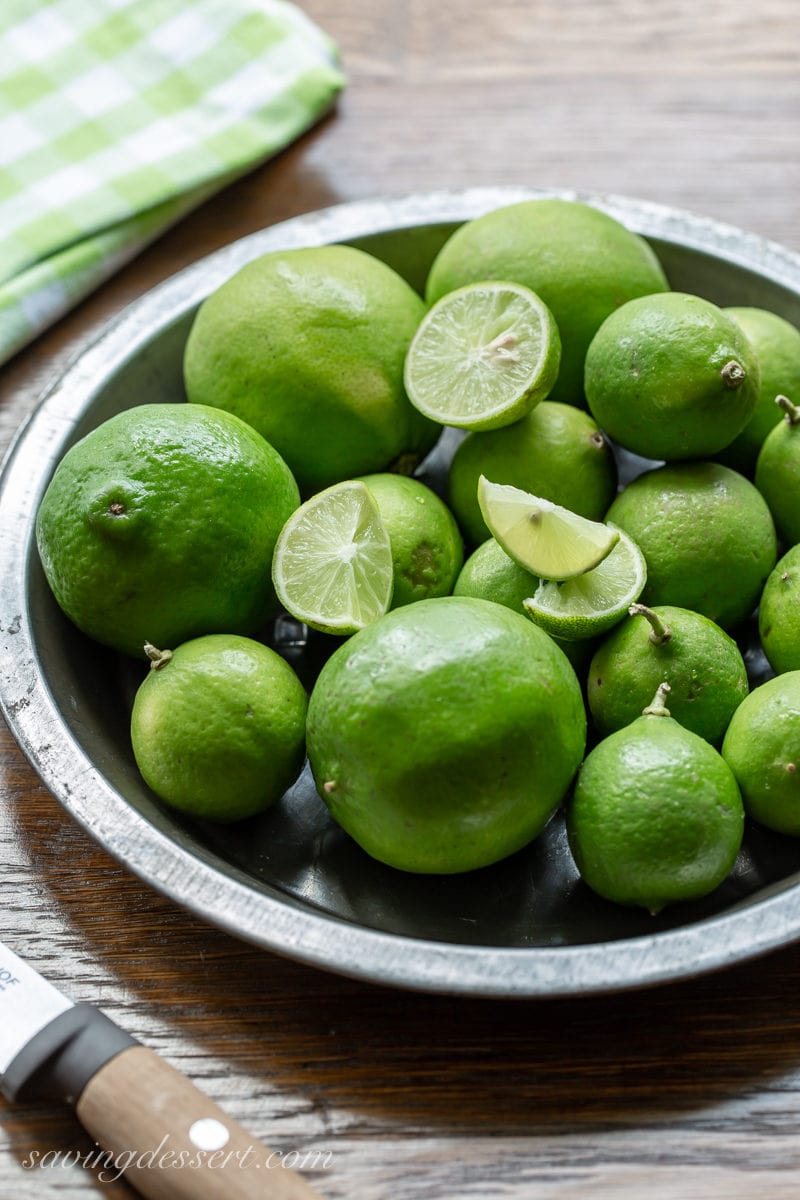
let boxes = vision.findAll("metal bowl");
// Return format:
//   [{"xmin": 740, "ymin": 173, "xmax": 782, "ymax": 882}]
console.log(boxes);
[{"xmin": 4, "ymin": 187, "xmax": 800, "ymax": 998}]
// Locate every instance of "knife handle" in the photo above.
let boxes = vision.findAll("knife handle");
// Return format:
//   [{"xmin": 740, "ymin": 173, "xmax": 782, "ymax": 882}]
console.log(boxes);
[{"xmin": 76, "ymin": 1044, "xmax": 324, "ymax": 1200}]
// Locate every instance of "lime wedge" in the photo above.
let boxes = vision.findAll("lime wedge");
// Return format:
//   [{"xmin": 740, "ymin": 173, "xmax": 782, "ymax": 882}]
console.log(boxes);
[
  {"xmin": 477, "ymin": 476, "xmax": 619, "ymax": 580},
  {"xmin": 404, "ymin": 281, "xmax": 561, "ymax": 431},
  {"xmin": 523, "ymin": 527, "xmax": 647, "ymax": 639},
  {"xmin": 272, "ymin": 481, "xmax": 393, "ymax": 635}
]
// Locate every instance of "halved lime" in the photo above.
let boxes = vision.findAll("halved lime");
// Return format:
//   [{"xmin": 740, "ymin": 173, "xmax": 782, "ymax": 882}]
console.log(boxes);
[
  {"xmin": 272, "ymin": 481, "xmax": 393, "ymax": 635},
  {"xmin": 523, "ymin": 527, "xmax": 647, "ymax": 639},
  {"xmin": 477, "ymin": 476, "xmax": 619, "ymax": 580},
  {"xmin": 404, "ymin": 281, "xmax": 561, "ymax": 431}
]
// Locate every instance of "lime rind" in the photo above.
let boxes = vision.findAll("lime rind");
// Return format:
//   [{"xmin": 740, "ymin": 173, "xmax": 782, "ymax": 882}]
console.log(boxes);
[
  {"xmin": 477, "ymin": 476, "xmax": 619, "ymax": 580},
  {"xmin": 404, "ymin": 281, "xmax": 560, "ymax": 431},
  {"xmin": 523, "ymin": 527, "xmax": 647, "ymax": 639},
  {"xmin": 272, "ymin": 481, "xmax": 393, "ymax": 635}
]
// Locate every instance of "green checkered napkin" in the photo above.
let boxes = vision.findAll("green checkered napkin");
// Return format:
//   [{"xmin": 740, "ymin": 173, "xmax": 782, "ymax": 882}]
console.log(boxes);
[{"xmin": 0, "ymin": 0, "xmax": 344, "ymax": 366}]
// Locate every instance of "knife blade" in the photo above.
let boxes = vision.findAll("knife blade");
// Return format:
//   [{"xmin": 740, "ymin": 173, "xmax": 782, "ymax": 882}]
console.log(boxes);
[{"xmin": 0, "ymin": 939, "xmax": 324, "ymax": 1200}]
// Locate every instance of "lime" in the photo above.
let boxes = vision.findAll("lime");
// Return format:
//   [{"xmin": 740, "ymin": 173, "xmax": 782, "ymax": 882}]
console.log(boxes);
[
  {"xmin": 568, "ymin": 683, "xmax": 744, "ymax": 912},
  {"xmin": 35, "ymin": 403, "xmax": 299, "ymax": 658},
  {"xmin": 606, "ymin": 462, "xmax": 777, "ymax": 630},
  {"xmin": 454, "ymin": 536, "xmax": 538, "ymax": 611},
  {"xmin": 754, "ymin": 395, "xmax": 800, "ymax": 546},
  {"xmin": 448, "ymin": 400, "xmax": 617, "ymax": 545},
  {"xmin": 272, "ymin": 481, "xmax": 393, "ymax": 635},
  {"xmin": 403, "ymin": 281, "xmax": 560, "ymax": 430},
  {"xmin": 131, "ymin": 635, "xmax": 307, "ymax": 822},
  {"xmin": 522, "ymin": 527, "xmax": 646, "ymax": 639},
  {"xmin": 719, "ymin": 307, "xmax": 800, "ymax": 474},
  {"xmin": 357, "ymin": 473, "xmax": 463, "ymax": 608},
  {"xmin": 425, "ymin": 197, "xmax": 668, "ymax": 404},
  {"xmin": 584, "ymin": 292, "xmax": 760, "ymax": 461},
  {"xmin": 721, "ymin": 672, "xmax": 800, "ymax": 835},
  {"xmin": 183, "ymin": 244, "xmax": 439, "ymax": 494},
  {"xmin": 758, "ymin": 546, "xmax": 800, "ymax": 674},
  {"xmin": 453, "ymin": 538, "xmax": 593, "ymax": 672},
  {"xmin": 587, "ymin": 604, "xmax": 748, "ymax": 743},
  {"xmin": 478, "ymin": 477, "xmax": 618, "ymax": 580},
  {"xmin": 306, "ymin": 596, "xmax": 586, "ymax": 874}
]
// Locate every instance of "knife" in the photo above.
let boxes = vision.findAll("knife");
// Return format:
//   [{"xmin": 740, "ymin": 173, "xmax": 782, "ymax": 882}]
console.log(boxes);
[{"xmin": 0, "ymin": 940, "xmax": 324, "ymax": 1199}]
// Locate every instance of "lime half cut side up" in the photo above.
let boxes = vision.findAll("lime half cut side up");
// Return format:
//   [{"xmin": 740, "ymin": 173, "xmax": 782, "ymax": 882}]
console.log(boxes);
[
  {"xmin": 272, "ymin": 481, "xmax": 393, "ymax": 635},
  {"xmin": 477, "ymin": 476, "xmax": 619, "ymax": 580},
  {"xmin": 404, "ymin": 281, "xmax": 561, "ymax": 431},
  {"xmin": 523, "ymin": 527, "xmax": 647, "ymax": 639}
]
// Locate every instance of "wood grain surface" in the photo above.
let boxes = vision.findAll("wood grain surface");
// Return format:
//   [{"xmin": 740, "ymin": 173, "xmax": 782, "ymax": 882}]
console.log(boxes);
[{"xmin": 2, "ymin": 2, "xmax": 800, "ymax": 1197}]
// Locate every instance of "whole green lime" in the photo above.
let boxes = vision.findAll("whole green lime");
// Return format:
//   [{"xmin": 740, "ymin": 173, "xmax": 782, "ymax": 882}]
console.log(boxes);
[
  {"xmin": 454, "ymin": 536, "xmax": 537, "ymax": 611},
  {"xmin": 606, "ymin": 462, "xmax": 777, "ymax": 630},
  {"xmin": 447, "ymin": 400, "xmax": 617, "ymax": 545},
  {"xmin": 722, "ymin": 672, "xmax": 800, "ymax": 835},
  {"xmin": 425, "ymin": 198, "xmax": 668, "ymax": 404},
  {"xmin": 568, "ymin": 685, "xmax": 744, "ymax": 911},
  {"xmin": 306, "ymin": 596, "xmax": 586, "ymax": 874},
  {"xmin": 719, "ymin": 307, "xmax": 800, "ymax": 474},
  {"xmin": 587, "ymin": 604, "xmax": 748, "ymax": 743},
  {"xmin": 584, "ymin": 292, "xmax": 760, "ymax": 460},
  {"xmin": 131, "ymin": 635, "xmax": 307, "ymax": 822},
  {"xmin": 358, "ymin": 473, "xmax": 463, "ymax": 608},
  {"xmin": 453, "ymin": 539, "xmax": 592, "ymax": 671},
  {"xmin": 184, "ymin": 245, "xmax": 438, "ymax": 494},
  {"xmin": 759, "ymin": 546, "xmax": 800, "ymax": 674},
  {"xmin": 754, "ymin": 398, "xmax": 800, "ymax": 546},
  {"xmin": 36, "ymin": 404, "xmax": 300, "ymax": 657}
]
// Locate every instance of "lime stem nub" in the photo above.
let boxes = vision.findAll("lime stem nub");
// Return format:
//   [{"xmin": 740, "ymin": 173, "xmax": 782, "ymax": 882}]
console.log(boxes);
[
  {"xmin": 629, "ymin": 602, "xmax": 672, "ymax": 646},
  {"xmin": 643, "ymin": 681, "xmax": 671, "ymax": 718},
  {"xmin": 776, "ymin": 394, "xmax": 800, "ymax": 426},
  {"xmin": 721, "ymin": 360, "xmax": 746, "ymax": 389},
  {"xmin": 323, "ymin": 780, "xmax": 337, "ymax": 795},
  {"xmin": 144, "ymin": 642, "xmax": 173, "ymax": 671}
]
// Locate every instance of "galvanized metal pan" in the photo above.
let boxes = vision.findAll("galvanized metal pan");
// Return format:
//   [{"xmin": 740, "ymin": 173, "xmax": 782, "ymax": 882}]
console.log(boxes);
[{"xmin": 3, "ymin": 188, "xmax": 800, "ymax": 998}]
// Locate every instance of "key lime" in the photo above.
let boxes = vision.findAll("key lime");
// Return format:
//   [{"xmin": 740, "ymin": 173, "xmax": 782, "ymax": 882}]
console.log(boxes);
[
  {"xmin": 425, "ymin": 197, "xmax": 668, "ymax": 404},
  {"xmin": 522, "ymin": 527, "xmax": 646, "ymax": 639},
  {"xmin": 131, "ymin": 635, "xmax": 307, "ymax": 822},
  {"xmin": 478, "ymin": 477, "xmax": 618, "ymax": 580},
  {"xmin": 568, "ymin": 683, "xmax": 745, "ymax": 912},
  {"xmin": 357, "ymin": 473, "xmax": 463, "ymax": 608},
  {"xmin": 719, "ymin": 307, "xmax": 800, "ymax": 474},
  {"xmin": 758, "ymin": 546, "xmax": 800, "ymax": 674},
  {"xmin": 35, "ymin": 403, "xmax": 300, "ymax": 658},
  {"xmin": 184, "ymin": 244, "xmax": 439, "ymax": 494},
  {"xmin": 754, "ymin": 395, "xmax": 800, "ymax": 546},
  {"xmin": 404, "ymin": 281, "xmax": 560, "ymax": 430},
  {"xmin": 272, "ymin": 481, "xmax": 393, "ymax": 635},
  {"xmin": 452, "ymin": 538, "xmax": 592, "ymax": 671},
  {"xmin": 306, "ymin": 596, "xmax": 586, "ymax": 874},
  {"xmin": 722, "ymin": 672, "xmax": 800, "ymax": 835},
  {"xmin": 587, "ymin": 603, "xmax": 748, "ymax": 743},
  {"xmin": 453, "ymin": 544, "xmax": 592, "ymax": 676},
  {"xmin": 606, "ymin": 462, "xmax": 777, "ymax": 630},
  {"xmin": 584, "ymin": 292, "xmax": 760, "ymax": 461},
  {"xmin": 454, "ymin": 536, "xmax": 538, "ymax": 611},
  {"xmin": 447, "ymin": 400, "xmax": 617, "ymax": 545}
]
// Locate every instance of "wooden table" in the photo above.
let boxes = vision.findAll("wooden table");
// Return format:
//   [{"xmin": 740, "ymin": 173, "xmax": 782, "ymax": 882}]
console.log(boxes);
[{"xmin": 2, "ymin": 3, "xmax": 800, "ymax": 1196}]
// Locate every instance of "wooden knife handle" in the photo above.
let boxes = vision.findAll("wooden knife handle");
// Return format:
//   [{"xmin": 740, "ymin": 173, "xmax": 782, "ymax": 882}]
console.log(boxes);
[{"xmin": 75, "ymin": 1045, "xmax": 325, "ymax": 1200}]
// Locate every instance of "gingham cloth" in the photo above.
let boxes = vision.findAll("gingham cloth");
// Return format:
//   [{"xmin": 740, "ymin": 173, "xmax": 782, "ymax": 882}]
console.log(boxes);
[{"xmin": 0, "ymin": 0, "xmax": 344, "ymax": 366}]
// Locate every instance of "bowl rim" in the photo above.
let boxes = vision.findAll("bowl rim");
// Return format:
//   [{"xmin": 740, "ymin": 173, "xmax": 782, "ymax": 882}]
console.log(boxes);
[{"xmin": 4, "ymin": 184, "xmax": 800, "ymax": 999}]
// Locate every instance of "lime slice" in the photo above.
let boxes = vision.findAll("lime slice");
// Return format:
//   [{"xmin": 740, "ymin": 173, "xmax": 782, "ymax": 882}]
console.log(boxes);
[
  {"xmin": 272, "ymin": 481, "xmax": 393, "ymax": 635},
  {"xmin": 523, "ymin": 527, "xmax": 647, "ymax": 639},
  {"xmin": 477, "ymin": 476, "xmax": 619, "ymax": 580},
  {"xmin": 404, "ymin": 281, "xmax": 561, "ymax": 431}
]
